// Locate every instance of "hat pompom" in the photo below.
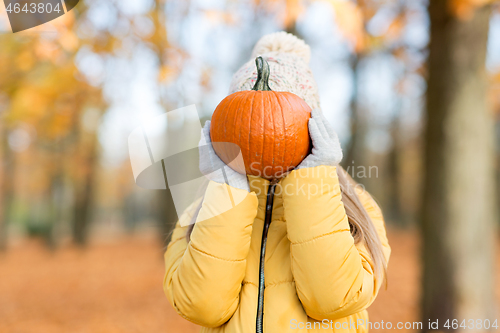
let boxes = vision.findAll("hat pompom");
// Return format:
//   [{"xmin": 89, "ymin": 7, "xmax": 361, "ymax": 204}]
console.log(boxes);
[{"xmin": 251, "ymin": 31, "xmax": 311, "ymax": 63}]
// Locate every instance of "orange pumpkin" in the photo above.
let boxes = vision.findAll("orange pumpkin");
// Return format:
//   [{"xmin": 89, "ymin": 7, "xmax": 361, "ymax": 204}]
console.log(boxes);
[{"xmin": 210, "ymin": 56, "xmax": 311, "ymax": 180}]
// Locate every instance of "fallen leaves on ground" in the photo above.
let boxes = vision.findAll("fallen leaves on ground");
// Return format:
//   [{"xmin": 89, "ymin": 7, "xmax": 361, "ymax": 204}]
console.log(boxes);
[{"xmin": 0, "ymin": 228, "xmax": 498, "ymax": 333}]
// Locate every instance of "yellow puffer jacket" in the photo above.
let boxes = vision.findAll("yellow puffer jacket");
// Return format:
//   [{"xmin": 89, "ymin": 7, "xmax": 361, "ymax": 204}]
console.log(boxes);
[{"xmin": 164, "ymin": 166, "xmax": 391, "ymax": 332}]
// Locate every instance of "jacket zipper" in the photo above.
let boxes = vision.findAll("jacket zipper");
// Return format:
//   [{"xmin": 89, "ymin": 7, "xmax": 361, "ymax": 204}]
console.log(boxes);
[{"xmin": 256, "ymin": 179, "xmax": 279, "ymax": 333}]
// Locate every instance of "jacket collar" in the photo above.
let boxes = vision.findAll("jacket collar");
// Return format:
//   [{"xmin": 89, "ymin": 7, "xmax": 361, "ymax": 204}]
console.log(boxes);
[
  {"xmin": 247, "ymin": 176, "xmax": 285, "ymax": 221},
  {"xmin": 247, "ymin": 176, "xmax": 285, "ymax": 198}
]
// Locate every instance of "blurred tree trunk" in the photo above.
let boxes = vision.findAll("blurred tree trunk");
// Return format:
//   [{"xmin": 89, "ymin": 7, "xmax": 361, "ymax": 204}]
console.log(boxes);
[
  {"xmin": 285, "ymin": 8, "xmax": 302, "ymax": 39},
  {"xmin": 152, "ymin": 0, "xmax": 179, "ymax": 246},
  {"xmin": 157, "ymin": 185, "xmax": 178, "ymax": 246},
  {"xmin": 421, "ymin": 2, "xmax": 495, "ymax": 332},
  {"xmin": 47, "ymin": 152, "xmax": 65, "ymax": 249},
  {"xmin": 0, "ymin": 126, "xmax": 13, "ymax": 251},
  {"xmin": 72, "ymin": 125, "xmax": 99, "ymax": 246},
  {"xmin": 343, "ymin": 55, "xmax": 367, "ymax": 180},
  {"xmin": 386, "ymin": 112, "xmax": 403, "ymax": 225},
  {"xmin": 284, "ymin": 0, "xmax": 301, "ymax": 37}
]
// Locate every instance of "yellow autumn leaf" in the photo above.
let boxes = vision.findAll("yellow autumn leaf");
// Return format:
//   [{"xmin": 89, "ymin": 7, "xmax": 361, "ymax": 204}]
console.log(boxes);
[
  {"xmin": 34, "ymin": 39, "xmax": 61, "ymax": 61},
  {"xmin": 10, "ymin": 86, "xmax": 49, "ymax": 122},
  {"xmin": 158, "ymin": 65, "xmax": 177, "ymax": 83},
  {"xmin": 357, "ymin": 0, "xmax": 377, "ymax": 21},
  {"xmin": 386, "ymin": 15, "xmax": 405, "ymax": 41},
  {"xmin": 15, "ymin": 50, "xmax": 35, "ymax": 72},
  {"xmin": 46, "ymin": 113, "xmax": 73, "ymax": 139},
  {"xmin": 328, "ymin": 0, "xmax": 366, "ymax": 52},
  {"xmin": 59, "ymin": 31, "xmax": 79, "ymax": 52}
]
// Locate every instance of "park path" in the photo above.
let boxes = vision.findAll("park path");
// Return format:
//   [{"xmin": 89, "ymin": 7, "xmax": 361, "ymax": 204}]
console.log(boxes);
[{"xmin": 0, "ymin": 228, "xmax": 497, "ymax": 333}]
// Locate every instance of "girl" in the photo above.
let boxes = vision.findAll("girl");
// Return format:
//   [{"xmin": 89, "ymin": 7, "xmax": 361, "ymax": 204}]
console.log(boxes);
[{"xmin": 163, "ymin": 32, "xmax": 390, "ymax": 333}]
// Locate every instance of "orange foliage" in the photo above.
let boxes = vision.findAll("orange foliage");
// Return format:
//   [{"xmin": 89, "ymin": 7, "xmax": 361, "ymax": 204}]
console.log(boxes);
[
  {"xmin": 283, "ymin": 0, "xmax": 304, "ymax": 30},
  {"xmin": 204, "ymin": 9, "xmax": 238, "ymax": 25},
  {"xmin": 158, "ymin": 65, "xmax": 178, "ymax": 84},
  {"xmin": 323, "ymin": 0, "xmax": 408, "ymax": 54},
  {"xmin": 328, "ymin": 0, "xmax": 367, "ymax": 52},
  {"xmin": 0, "ymin": 5, "xmax": 106, "ymax": 204},
  {"xmin": 489, "ymin": 72, "xmax": 500, "ymax": 117},
  {"xmin": 386, "ymin": 14, "xmax": 406, "ymax": 41},
  {"xmin": 449, "ymin": 0, "xmax": 497, "ymax": 20}
]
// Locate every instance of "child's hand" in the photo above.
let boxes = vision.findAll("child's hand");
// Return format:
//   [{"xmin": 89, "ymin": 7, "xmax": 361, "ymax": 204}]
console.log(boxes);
[
  {"xmin": 198, "ymin": 121, "xmax": 250, "ymax": 192},
  {"xmin": 296, "ymin": 108, "xmax": 343, "ymax": 169}
]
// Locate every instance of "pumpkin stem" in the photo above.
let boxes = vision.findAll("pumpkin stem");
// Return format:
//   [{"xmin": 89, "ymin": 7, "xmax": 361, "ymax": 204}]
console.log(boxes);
[{"xmin": 252, "ymin": 56, "xmax": 272, "ymax": 91}]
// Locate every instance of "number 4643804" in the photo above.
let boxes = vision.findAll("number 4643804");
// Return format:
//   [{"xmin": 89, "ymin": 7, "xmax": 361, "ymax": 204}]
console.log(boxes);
[
  {"xmin": 444, "ymin": 319, "xmax": 498, "ymax": 330},
  {"xmin": 6, "ymin": 2, "xmax": 62, "ymax": 14}
]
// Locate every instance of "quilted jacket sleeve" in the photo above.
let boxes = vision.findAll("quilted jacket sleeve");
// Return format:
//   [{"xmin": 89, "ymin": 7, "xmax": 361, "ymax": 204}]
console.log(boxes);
[
  {"xmin": 281, "ymin": 165, "xmax": 391, "ymax": 321},
  {"xmin": 163, "ymin": 181, "xmax": 258, "ymax": 328}
]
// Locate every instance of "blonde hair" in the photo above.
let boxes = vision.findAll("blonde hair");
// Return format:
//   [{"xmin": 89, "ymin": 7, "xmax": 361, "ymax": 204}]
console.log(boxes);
[
  {"xmin": 185, "ymin": 166, "xmax": 387, "ymax": 283},
  {"xmin": 336, "ymin": 166, "xmax": 387, "ymax": 284}
]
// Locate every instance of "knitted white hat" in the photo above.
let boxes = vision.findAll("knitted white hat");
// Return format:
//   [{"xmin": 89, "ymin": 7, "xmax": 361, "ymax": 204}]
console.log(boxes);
[{"xmin": 229, "ymin": 31, "xmax": 320, "ymax": 110}]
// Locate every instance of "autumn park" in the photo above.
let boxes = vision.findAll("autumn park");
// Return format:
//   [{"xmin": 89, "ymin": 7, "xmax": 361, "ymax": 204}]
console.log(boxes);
[{"xmin": 1, "ymin": 0, "xmax": 500, "ymax": 332}]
